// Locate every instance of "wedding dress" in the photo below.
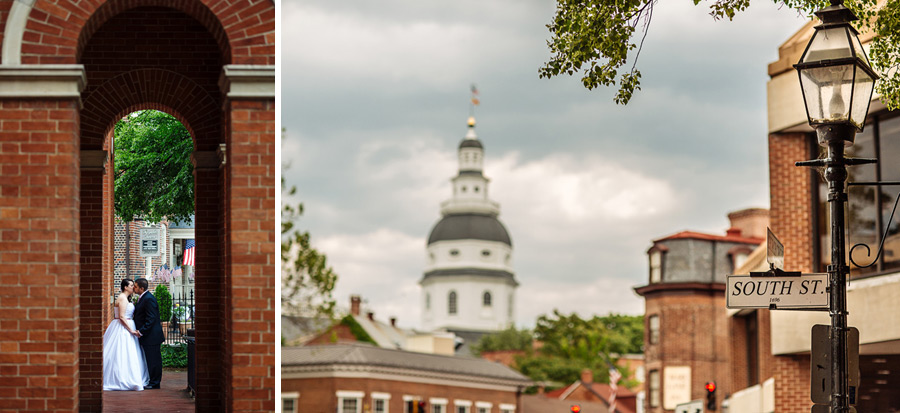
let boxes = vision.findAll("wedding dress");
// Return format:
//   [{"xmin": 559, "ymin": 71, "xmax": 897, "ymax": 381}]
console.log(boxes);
[{"xmin": 102, "ymin": 302, "xmax": 150, "ymax": 391}]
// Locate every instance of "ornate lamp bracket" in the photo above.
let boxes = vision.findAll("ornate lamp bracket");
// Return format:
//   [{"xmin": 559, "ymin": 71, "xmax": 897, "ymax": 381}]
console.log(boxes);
[{"xmin": 847, "ymin": 180, "xmax": 900, "ymax": 269}]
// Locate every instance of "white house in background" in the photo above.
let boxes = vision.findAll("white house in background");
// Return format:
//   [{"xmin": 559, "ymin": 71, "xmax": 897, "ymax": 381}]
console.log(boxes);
[{"xmin": 421, "ymin": 116, "xmax": 518, "ymax": 339}]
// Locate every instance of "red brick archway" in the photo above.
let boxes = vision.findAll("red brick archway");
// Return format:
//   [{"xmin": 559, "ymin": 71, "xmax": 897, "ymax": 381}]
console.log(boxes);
[{"xmin": 0, "ymin": 1, "xmax": 275, "ymax": 412}]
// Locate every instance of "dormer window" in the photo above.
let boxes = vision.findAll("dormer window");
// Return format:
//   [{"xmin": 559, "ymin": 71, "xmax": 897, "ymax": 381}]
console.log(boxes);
[
  {"xmin": 728, "ymin": 246, "xmax": 754, "ymax": 272},
  {"xmin": 483, "ymin": 291, "xmax": 492, "ymax": 307},
  {"xmin": 649, "ymin": 250, "xmax": 662, "ymax": 283},
  {"xmin": 450, "ymin": 249, "xmax": 459, "ymax": 257}
]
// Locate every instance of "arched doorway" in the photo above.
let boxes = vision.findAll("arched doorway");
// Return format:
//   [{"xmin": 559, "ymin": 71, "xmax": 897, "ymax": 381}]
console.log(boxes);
[{"xmin": 0, "ymin": 1, "xmax": 275, "ymax": 411}]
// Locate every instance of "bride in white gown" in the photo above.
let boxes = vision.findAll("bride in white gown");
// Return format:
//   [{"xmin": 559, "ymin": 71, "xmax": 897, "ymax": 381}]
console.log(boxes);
[{"xmin": 103, "ymin": 279, "xmax": 149, "ymax": 391}]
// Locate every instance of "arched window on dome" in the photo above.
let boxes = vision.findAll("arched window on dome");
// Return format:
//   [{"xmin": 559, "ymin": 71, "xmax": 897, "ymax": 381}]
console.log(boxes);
[
  {"xmin": 483, "ymin": 291, "xmax": 492, "ymax": 307},
  {"xmin": 448, "ymin": 291, "xmax": 458, "ymax": 315}
]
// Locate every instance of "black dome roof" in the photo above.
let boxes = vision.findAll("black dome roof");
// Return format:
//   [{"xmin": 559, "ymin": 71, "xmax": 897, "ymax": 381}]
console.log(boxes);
[
  {"xmin": 459, "ymin": 139, "xmax": 483, "ymax": 149},
  {"xmin": 427, "ymin": 214, "xmax": 511, "ymax": 246}
]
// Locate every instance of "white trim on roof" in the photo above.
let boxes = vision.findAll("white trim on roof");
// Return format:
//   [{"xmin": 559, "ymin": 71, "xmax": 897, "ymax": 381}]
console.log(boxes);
[
  {"xmin": 430, "ymin": 398, "xmax": 448, "ymax": 405},
  {"xmin": 455, "ymin": 400, "xmax": 472, "ymax": 407},
  {"xmin": 372, "ymin": 392, "xmax": 391, "ymax": 400},
  {"xmin": 499, "ymin": 404, "xmax": 516, "ymax": 410},
  {"xmin": 475, "ymin": 401, "xmax": 493, "ymax": 408},
  {"xmin": 337, "ymin": 390, "xmax": 364, "ymax": 398},
  {"xmin": 284, "ymin": 369, "xmax": 523, "ymax": 392}
]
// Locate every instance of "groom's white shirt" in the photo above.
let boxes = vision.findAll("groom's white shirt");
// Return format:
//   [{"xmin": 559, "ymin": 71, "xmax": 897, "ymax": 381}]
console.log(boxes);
[{"xmin": 135, "ymin": 290, "xmax": 148, "ymax": 337}]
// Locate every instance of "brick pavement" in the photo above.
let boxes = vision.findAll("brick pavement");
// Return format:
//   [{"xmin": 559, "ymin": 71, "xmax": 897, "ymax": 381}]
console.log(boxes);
[{"xmin": 102, "ymin": 371, "xmax": 194, "ymax": 412}]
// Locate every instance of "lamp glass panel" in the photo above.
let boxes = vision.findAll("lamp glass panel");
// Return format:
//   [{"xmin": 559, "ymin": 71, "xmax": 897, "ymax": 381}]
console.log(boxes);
[
  {"xmin": 852, "ymin": 32, "xmax": 869, "ymax": 65},
  {"xmin": 801, "ymin": 27, "xmax": 853, "ymax": 63},
  {"xmin": 799, "ymin": 64, "xmax": 854, "ymax": 123},
  {"xmin": 850, "ymin": 66, "xmax": 875, "ymax": 128}
]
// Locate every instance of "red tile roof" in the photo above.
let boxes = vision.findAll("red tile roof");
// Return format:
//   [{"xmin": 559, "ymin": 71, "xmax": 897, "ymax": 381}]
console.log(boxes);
[{"xmin": 654, "ymin": 230, "xmax": 763, "ymax": 245}]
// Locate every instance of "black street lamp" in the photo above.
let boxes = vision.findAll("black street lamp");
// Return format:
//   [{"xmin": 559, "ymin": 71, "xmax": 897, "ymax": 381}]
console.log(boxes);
[{"xmin": 794, "ymin": 1, "xmax": 879, "ymax": 411}]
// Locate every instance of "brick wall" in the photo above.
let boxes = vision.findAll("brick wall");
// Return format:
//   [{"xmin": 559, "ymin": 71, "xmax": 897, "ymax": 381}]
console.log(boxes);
[
  {"xmin": 225, "ymin": 99, "xmax": 276, "ymax": 411},
  {"xmin": 283, "ymin": 377, "xmax": 519, "ymax": 413},
  {"xmin": 0, "ymin": 1, "xmax": 274, "ymax": 411},
  {"xmin": 768, "ymin": 132, "xmax": 815, "ymax": 274},
  {"xmin": 0, "ymin": 100, "xmax": 81, "ymax": 412},
  {"xmin": 22, "ymin": 0, "xmax": 275, "ymax": 66},
  {"xmin": 642, "ymin": 287, "xmax": 730, "ymax": 413},
  {"xmin": 774, "ymin": 355, "xmax": 812, "ymax": 412},
  {"xmin": 768, "ymin": 132, "xmax": 816, "ymax": 411}
]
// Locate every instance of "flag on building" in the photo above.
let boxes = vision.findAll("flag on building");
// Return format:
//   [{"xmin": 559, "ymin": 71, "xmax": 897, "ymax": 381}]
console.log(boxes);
[
  {"xmin": 608, "ymin": 366, "xmax": 622, "ymax": 413},
  {"xmin": 183, "ymin": 239, "xmax": 195, "ymax": 266},
  {"xmin": 471, "ymin": 84, "xmax": 480, "ymax": 105}
]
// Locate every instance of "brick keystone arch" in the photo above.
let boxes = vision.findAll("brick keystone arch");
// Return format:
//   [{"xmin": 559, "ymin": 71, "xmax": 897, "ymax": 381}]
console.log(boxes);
[
  {"xmin": 80, "ymin": 69, "xmax": 219, "ymax": 150},
  {"xmin": 17, "ymin": 0, "xmax": 274, "ymax": 65}
]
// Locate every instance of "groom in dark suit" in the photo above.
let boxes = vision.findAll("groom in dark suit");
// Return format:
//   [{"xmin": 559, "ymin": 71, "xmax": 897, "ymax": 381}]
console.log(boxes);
[{"xmin": 133, "ymin": 278, "xmax": 164, "ymax": 389}]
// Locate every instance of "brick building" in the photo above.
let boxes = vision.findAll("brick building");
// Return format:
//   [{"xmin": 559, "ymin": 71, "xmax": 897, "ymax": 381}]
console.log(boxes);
[
  {"xmin": 282, "ymin": 343, "xmax": 530, "ymax": 413},
  {"xmin": 0, "ymin": 1, "xmax": 275, "ymax": 411},
  {"xmin": 634, "ymin": 208, "xmax": 767, "ymax": 412},
  {"xmin": 540, "ymin": 369, "xmax": 638, "ymax": 413},
  {"xmin": 728, "ymin": 13, "xmax": 900, "ymax": 412},
  {"xmin": 113, "ymin": 217, "xmax": 195, "ymax": 300}
]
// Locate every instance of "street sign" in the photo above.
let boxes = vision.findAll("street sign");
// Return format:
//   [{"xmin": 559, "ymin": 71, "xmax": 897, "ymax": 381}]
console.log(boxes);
[
  {"xmin": 726, "ymin": 273, "xmax": 829, "ymax": 310},
  {"xmin": 767, "ymin": 227, "xmax": 784, "ymax": 270},
  {"xmin": 811, "ymin": 325, "xmax": 859, "ymax": 405},
  {"xmin": 674, "ymin": 400, "xmax": 704, "ymax": 413},
  {"xmin": 139, "ymin": 228, "xmax": 161, "ymax": 257}
]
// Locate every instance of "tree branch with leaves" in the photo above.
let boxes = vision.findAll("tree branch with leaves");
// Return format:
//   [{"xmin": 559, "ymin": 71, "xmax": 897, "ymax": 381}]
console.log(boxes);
[
  {"xmin": 281, "ymin": 130, "xmax": 338, "ymax": 318},
  {"xmin": 540, "ymin": 0, "xmax": 900, "ymax": 109},
  {"xmin": 113, "ymin": 110, "xmax": 194, "ymax": 224}
]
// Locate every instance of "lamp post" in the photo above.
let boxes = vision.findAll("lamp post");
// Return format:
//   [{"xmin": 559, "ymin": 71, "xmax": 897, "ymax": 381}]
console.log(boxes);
[{"xmin": 794, "ymin": 1, "xmax": 878, "ymax": 411}]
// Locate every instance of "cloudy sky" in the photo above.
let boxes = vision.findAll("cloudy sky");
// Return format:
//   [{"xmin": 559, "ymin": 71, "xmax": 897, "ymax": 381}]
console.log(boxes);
[{"xmin": 282, "ymin": 0, "xmax": 807, "ymax": 329}]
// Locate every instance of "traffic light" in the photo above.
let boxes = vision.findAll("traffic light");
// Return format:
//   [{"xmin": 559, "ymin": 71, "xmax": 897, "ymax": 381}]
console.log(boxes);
[
  {"xmin": 418, "ymin": 401, "xmax": 426, "ymax": 413},
  {"xmin": 570, "ymin": 405, "xmax": 581, "ymax": 413},
  {"xmin": 705, "ymin": 381, "xmax": 717, "ymax": 411}
]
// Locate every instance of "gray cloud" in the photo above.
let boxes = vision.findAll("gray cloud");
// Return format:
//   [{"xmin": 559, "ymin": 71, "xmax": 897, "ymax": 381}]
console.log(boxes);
[{"xmin": 283, "ymin": 0, "xmax": 806, "ymax": 327}]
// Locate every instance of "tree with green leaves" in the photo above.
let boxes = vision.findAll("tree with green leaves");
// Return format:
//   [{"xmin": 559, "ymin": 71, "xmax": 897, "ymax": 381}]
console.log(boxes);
[
  {"xmin": 540, "ymin": 0, "xmax": 900, "ymax": 108},
  {"xmin": 513, "ymin": 310, "xmax": 643, "ymax": 388},
  {"xmin": 281, "ymin": 129, "xmax": 338, "ymax": 318},
  {"xmin": 114, "ymin": 110, "xmax": 194, "ymax": 224},
  {"xmin": 471, "ymin": 326, "xmax": 535, "ymax": 356}
]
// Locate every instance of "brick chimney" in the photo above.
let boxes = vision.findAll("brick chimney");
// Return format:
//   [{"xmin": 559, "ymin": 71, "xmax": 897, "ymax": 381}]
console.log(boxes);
[
  {"xmin": 350, "ymin": 295, "xmax": 361, "ymax": 316},
  {"xmin": 727, "ymin": 208, "xmax": 769, "ymax": 239},
  {"xmin": 367, "ymin": 311, "xmax": 374, "ymax": 321},
  {"xmin": 390, "ymin": 317, "xmax": 396, "ymax": 327},
  {"xmin": 580, "ymin": 368, "xmax": 593, "ymax": 384}
]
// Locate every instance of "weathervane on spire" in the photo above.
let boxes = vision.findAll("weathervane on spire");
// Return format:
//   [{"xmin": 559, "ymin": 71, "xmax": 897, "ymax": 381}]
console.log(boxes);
[{"xmin": 469, "ymin": 84, "xmax": 479, "ymax": 118}]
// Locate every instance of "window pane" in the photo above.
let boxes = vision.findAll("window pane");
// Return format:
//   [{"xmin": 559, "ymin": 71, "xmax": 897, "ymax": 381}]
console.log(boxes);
[
  {"xmin": 649, "ymin": 370, "xmax": 660, "ymax": 407},
  {"xmin": 846, "ymin": 125, "xmax": 878, "ymax": 276},
  {"xmin": 649, "ymin": 315, "xmax": 660, "ymax": 344},
  {"xmin": 878, "ymin": 115, "xmax": 900, "ymax": 271},
  {"xmin": 283, "ymin": 399, "xmax": 295, "ymax": 413},
  {"xmin": 375, "ymin": 399, "xmax": 386, "ymax": 413},
  {"xmin": 343, "ymin": 399, "xmax": 358, "ymax": 413},
  {"xmin": 449, "ymin": 291, "xmax": 457, "ymax": 315}
]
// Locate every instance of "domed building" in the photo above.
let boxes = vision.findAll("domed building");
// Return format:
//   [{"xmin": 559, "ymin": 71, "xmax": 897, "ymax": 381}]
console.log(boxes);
[{"xmin": 421, "ymin": 117, "xmax": 518, "ymax": 335}]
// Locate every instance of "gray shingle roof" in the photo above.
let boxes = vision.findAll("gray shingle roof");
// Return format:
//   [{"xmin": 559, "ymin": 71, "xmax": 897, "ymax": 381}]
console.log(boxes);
[
  {"xmin": 283, "ymin": 343, "xmax": 531, "ymax": 383},
  {"xmin": 427, "ymin": 213, "xmax": 512, "ymax": 246}
]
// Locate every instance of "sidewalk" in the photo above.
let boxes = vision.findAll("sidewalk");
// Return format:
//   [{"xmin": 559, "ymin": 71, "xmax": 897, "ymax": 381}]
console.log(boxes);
[{"xmin": 102, "ymin": 370, "xmax": 194, "ymax": 412}]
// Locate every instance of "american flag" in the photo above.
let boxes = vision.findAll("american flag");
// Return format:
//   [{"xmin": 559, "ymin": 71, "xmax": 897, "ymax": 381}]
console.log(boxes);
[
  {"xmin": 183, "ymin": 239, "xmax": 195, "ymax": 266},
  {"xmin": 608, "ymin": 366, "xmax": 622, "ymax": 413}
]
